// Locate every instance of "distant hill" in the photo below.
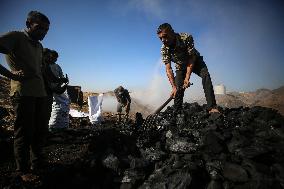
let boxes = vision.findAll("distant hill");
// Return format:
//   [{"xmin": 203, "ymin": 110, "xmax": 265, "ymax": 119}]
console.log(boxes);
[{"xmin": 213, "ymin": 87, "xmax": 284, "ymax": 115}]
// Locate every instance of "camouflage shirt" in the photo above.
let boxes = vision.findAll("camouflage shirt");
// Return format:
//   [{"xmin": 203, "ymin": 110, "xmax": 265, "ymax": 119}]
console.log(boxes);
[{"xmin": 161, "ymin": 33, "xmax": 200, "ymax": 70}]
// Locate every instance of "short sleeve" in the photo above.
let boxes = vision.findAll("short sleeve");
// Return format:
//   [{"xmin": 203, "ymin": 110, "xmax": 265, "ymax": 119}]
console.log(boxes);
[
  {"xmin": 0, "ymin": 31, "xmax": 19, "ymax": 54},
  {"xmin": 161, "ymin": 45, "xmax": 171, "ymax": 64},
  {"xmin": 184, "ymin": 34, "xmax": 195, "ymax": 56}
]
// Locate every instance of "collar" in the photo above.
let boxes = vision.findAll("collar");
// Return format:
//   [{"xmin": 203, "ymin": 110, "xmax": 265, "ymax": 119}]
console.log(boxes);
[
  {"xmin": 22, "ymin": 29, "xmax": 39, "ymax": 43},
  {"xmin": 174, "ymin": 33, "xmax": 182, "ymax": 49},
  {"xmin": 167, "ymin": 33, "xmax": 180, "ymax": 51}
]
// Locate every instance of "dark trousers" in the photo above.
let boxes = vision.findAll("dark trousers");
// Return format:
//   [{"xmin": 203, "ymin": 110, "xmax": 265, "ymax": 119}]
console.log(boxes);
[
  {"xmin": 117, "ymin": 102, "xmax": 130, "ymax": 113},
  {"xmin": 46, "ymin": 94, "xmax": 53, "ymax": 122},
  {"xmin": 11, "ymin": 93, "xmax": 49, "ymax": 173},
  {"xmin": 174, "ymin": 58, "xmax": 216, "ymax": 113}
]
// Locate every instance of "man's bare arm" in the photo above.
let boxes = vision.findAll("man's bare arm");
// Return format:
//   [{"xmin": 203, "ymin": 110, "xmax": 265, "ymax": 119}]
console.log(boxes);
[
  {"xmin": 165, "ymin": 63, "xmax": 178, "ymax": 97},
  {"xmin": 0, "ymin": 64, "xmax": 20, "ymax": 80},
  {"xmin": 165, "ymin": 63, "xmax": 175, "ymax": 87},
  {"xmin": 183, "ymin": 60, "xmax": 194, "ymax": 89}
]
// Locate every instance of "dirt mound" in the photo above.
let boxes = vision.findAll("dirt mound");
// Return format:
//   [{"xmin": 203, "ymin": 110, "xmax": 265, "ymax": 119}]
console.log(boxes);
[{"xmin": 214, "ymin": 86, "xmax": 284, "ymax": 116}]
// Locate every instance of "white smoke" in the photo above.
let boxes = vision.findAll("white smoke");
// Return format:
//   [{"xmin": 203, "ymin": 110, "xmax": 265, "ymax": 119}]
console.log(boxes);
[
  {"xmin": 132, "ymin": 74, "xmax": 172, "ymax": 110},
  {"xmin": 130, "ymin": 58, "xmax": 206, "ymax": 113},
  {"xmin": 101, "ymin": 95, "xmax": 117, "ymax": 112},
  {"xmin": 88, "ymin": 58, "xmax": 206, "ymax": 115}
]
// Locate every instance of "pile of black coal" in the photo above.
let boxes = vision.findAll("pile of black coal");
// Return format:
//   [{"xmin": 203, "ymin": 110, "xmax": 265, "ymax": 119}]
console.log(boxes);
[
  {"xmin": 136, "ymin": 103, "xmax": 284, "ymax": 189},
  {"xmin": 0, "ymin": 103, "xmax": 284, "ymax": 189}
]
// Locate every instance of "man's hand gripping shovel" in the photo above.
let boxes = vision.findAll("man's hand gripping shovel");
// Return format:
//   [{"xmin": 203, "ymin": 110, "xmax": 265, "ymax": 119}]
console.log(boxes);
[{"xmin": 142, "ymin": 83, "xmax": 193, "ymax": 128}]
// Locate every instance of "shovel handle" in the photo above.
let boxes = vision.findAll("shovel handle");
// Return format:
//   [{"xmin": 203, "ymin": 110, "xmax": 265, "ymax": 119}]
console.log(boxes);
[
  {"xmin": 153, "ymin": 96, "xmax": 173, "ymax": 114},
  {"xmin": 150, "ymin": 82, "xmax": 193, "ymax": 115}
]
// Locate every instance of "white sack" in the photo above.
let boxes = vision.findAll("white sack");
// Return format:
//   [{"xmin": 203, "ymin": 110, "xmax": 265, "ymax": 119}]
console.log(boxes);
[
  {"xmin": 88, "ymin": 94, "xmax": 104, "ymax": 124},
  {"xmin": 49, "ymin": 91, "xmax": 70, "ymax": 129}
]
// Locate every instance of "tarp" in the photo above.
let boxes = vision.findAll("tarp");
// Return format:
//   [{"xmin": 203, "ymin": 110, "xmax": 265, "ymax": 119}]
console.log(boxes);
[
  {"xmin": 49, "ymin": 91, "xmax": 71, "ymax": 129},
  {"xmin": 88, "ymin": 94, "xmax": 104, "ymax": 124}
]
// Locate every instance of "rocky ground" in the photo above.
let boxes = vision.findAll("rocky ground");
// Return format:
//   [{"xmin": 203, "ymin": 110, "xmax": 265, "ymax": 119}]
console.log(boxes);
[{"xmin": 1, "ymin": 76, "xmax": 284, "ymax": 189}]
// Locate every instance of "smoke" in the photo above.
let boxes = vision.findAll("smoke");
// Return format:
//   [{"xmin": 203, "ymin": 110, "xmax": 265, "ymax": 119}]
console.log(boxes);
[
  {"xmin": 101, "ymin": 95, "xmax": 117, "ymax": 113},
  {"xmin": 130, "ymin": 59, "xmax": 169, "ymax": 110},
  {"xmin": 88, "ymin": 58, "xmax": 207, "ymax": 115},
  {"xmin": 132, "ymin": 73, "xmax": 172, "ymax": 110},
  {"xmin": 85, "ymin": 57, "xmax": 208, "ymax": 115},
  {"xmin": 131, "ymin": 59, "xmax": 206, "ymax": 112},
  {"xmin": 126, "ymin": 0, "xmax": 166, "ymax": 20},
  {"xmin": 99, "ymin": 73, "xmax": 185, "ymax": 114}
]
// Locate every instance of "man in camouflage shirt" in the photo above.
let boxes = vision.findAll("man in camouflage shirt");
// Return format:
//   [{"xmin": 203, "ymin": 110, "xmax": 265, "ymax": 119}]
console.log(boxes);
[{"xmin": 157, "ymin": 23, "xmax": 219, "ymax": 115}]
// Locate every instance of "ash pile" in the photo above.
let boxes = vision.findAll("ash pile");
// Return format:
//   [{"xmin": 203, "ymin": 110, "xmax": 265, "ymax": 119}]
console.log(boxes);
[{"xmin": 1, "ymin": 103, "xmax": 284, "ymax": 189}]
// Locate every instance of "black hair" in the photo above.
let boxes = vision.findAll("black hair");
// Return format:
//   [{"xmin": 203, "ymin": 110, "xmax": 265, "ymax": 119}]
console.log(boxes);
[
  {"xmin": 43, "ymin": 48, "xmax": 52, "ymax": 55},
  {"xmin": 51, "ymin": 50, "xmax": 59, "ymax": 58},
  {"xmin": 118, "ymin": 86, "xmax": 124, "ymax": 91},
  {"xmin": 157, "ymin": 23, "xmax": 174, "ymax": 34},
  {"xmin": 27, "ymin": 11, "xmax": 50, "ymax": 24},
  {"xmin": 43, "ymin": 48, "xmax": 58, "ymax": 59}
]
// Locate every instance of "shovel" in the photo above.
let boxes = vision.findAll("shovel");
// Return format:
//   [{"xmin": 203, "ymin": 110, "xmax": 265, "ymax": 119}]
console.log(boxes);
[
  {"xmin": 142, "ymin": 83, "xmax": 193, "ymax": 128},
  {"xmin": 142, "ymin": 96, "xmax": 173, "ymax": 128}
]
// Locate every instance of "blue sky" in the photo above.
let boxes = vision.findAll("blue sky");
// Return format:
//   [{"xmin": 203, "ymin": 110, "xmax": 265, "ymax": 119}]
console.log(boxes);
[{"xmin": 1, "ymin": 0, "xmax": 284, "ymax": 98}]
